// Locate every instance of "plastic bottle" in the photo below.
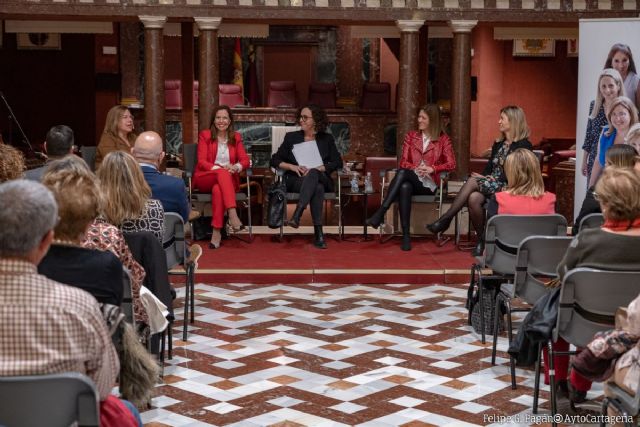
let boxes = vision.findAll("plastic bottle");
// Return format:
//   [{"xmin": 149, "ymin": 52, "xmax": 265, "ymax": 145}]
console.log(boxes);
[
  {"xmin": 364, "ymin": 172, "xmax": 374, "ymax": 193},
  {"xmin": 350, "ymin": 172, "xmax": 360, "ymax": 193}
]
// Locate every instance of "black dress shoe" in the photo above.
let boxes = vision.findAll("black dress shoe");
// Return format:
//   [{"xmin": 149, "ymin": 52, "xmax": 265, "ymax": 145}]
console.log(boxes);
[
  {"xmin": 472, "ymin": 239, "xmax": 485, "ymax": 257},
  {"xmin": 287, "ymin": 218, "xmax": 300, "ymax": 229},
  {"xmin": 313, "ymin": 225, "xmax": 327, "ymax": 249},
  {"xmin": 426, "ymin": 216, "xmax": 452, "ymax": 235},
  {"xmin": 401, "ymin": 235, "xmax": 411, "ymax": 251}
]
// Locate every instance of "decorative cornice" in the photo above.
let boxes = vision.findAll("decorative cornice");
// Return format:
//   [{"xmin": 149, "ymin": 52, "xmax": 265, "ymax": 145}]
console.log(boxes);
[
  {"xmin": 396, "ymin": 19, "xmax": 424, "ymax": 32},
  {"xmin": 449, "ymin": 20, "xmax": 477, "ymax": 33},
  {"xmin": 139, "ymin": 15, "xmax": 167, "ymax": 29},
  {"xmin": 195, "ymin": 17, "xmax": 222, "ymax": 30}
]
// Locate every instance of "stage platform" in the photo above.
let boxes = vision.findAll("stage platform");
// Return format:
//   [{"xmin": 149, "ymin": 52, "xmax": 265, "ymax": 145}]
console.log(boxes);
[{"xmin": 187, "ymin": 226, "xmax": 476, "ymax": 285}]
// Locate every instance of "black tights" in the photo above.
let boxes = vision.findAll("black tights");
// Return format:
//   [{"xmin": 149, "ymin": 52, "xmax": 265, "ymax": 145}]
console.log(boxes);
[
  {"xmin": 379, "ymin": 168, "xmax": 433, "ymax": 232},
  {"xmin": 439, "ymin": 177, "xmax": 486, "ymax": 236},
  {"xmin": 286, "ymin": 169, "xmax": 327, "ymax": 225}
]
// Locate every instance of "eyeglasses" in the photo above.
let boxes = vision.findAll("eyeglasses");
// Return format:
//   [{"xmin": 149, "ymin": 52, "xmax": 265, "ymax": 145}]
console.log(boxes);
[{"xmin": 299, "ymin": 115, "xmax": 312, "ymax": 122}]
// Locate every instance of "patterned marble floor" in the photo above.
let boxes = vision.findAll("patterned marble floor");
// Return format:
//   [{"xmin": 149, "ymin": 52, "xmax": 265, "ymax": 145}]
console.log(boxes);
[{"xmin": 141, "ymin": 283, "xmax": 603, "ymax": 427}]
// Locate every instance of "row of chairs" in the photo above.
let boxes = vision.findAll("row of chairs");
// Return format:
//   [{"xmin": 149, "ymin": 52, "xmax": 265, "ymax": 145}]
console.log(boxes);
[{"xmin": 166, "ymin": 80, "xmax": 393, "ymax": 110}]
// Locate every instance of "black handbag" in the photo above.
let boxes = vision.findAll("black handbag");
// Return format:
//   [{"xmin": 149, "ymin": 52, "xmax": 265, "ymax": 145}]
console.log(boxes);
[{"xmin": 267, "ymin": 181, "xmax": 287, "ymax": 229}]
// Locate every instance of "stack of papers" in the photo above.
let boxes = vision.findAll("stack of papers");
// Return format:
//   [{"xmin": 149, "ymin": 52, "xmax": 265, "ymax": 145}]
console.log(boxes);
[{"xmin": 292, "ymin": 140, "xmax": 323, "ymax": 168}]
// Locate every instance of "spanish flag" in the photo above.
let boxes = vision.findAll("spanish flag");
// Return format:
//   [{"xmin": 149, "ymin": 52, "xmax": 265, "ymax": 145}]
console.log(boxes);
[{"xmin": 232, "ymin": 38, "xmax": 244, "ymax": 98}]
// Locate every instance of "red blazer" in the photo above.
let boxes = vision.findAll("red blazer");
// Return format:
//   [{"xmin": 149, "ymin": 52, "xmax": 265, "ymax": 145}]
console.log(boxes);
[
  {"xmin": 398, "ymin": 130, "xmax": 456, "ymax": 184},
  {"xmin": 193, "ymin": 130, "xmax": 250, "ymax": 192}
]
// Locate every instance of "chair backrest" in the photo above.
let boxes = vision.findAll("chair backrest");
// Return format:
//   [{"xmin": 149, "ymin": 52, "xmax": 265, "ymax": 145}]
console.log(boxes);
[
  {"xmin": 532, "ymin": 149, "xmax": 545, "ymax": 170},
  {"xmin": 271, "ymin": 125, "xmax": 301, "ymax": 155},
  {"xmin": 219, "ymin": 83, "xmax": 244, "ymax": 107},
  {"xmin": 308, "ymin": 82, "xmax": 337, "ymax": 109},
  {"xmin": 513, "ymin": 236, "xmax": 572, "ymax": 304},
  {"xmin": 80, "ymin": 146, "xmax": 97, "ymax": 172},
  {"xmin": 165, "ymin": 79, "xmax": 182, "ymax": 110},
  {"xmin": 0, "ymin": 372, "xmax": 99, "ymax": 427},
  {"xmin": 267, "ymin": 80, "xmax": 297, "ymax": 108},
  {"xmin": 360, "ymin": 82, "xmax": 391, "ymax": 110},
  {"xmin": 484, "ymin": 214, "xmax": 568, "ymax": 275},
  {"xmin": 183, "ymin": 142, "xmax": 197, "ymax": 176},
  {"xmin": 121, "ymin": 269, "xmax": 135, "ymax": 325},
  {"xmin": 163, "ymin": 212, "xmax": 186, "ymax": 270},
  {"xmin": 556, "ymin": 268, "xmax": 640, "ymax": 347},
  {"xmin": 579, "ymin": 212, "xmax": 604, "ymax": 232}
]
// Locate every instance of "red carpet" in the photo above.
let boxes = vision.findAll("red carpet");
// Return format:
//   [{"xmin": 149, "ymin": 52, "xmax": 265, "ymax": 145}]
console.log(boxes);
[{"xmin": 187, "ymin": 234, "xmax": 476, "ymax": 284}]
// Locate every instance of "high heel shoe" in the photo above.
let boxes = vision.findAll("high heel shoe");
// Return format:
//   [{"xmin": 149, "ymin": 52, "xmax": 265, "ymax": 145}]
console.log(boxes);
[
  {"xmin": 365, "ymin": 208, "xmax": 386, "ymax": 229},
  {"xmin": 472, "ymin": 238, "xmax": 485, "ymax": 257},
  {"xmin": 209, "ymin": 229, "xmax": 222, "ymax": 249},
  {"xmin": 401, "ymin": 235, "xmax": 411, "ymax": 251},
  {"xmin": 426, "ymin": 216, "xmax": 452, "ymax": 235},
  {"xmin": 208, "ymin": 241, "xmax": 220, "ymax": 249},
  {"xmin": 228, "ymin": 218, "xmax": 245, "ymax": 232}
]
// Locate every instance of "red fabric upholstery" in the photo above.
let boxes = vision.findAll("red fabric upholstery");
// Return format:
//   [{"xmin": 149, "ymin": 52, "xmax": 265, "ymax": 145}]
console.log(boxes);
[
  {"xmin": 308, "ymin": 82, "xmax": 337, "ymax": 109},
  {"xmin": 219, "ymin": 84, "xmax": 244, "ymax": 107},
  {"xmin": 267, "ymin": 80, "xmax": 297, "ymax": 108},
  {"xmin": 360, "ymin": 82, "xmax": 391, "ymax": 110},
  {"xmin": 165, "ymin": 80, "xmax": 182, "ymax": 110}
]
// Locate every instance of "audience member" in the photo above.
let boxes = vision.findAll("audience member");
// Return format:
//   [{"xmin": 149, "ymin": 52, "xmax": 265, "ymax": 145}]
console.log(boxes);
[
  {"xmin": 193, "ymin": 105, "xmax": 250, "ymax": 249},
  {"xmin": 0, "ymin": 179, "xmax": 139, "ymax": 426},
  {"xmin": 95, "ymin": 105, "xmax": 136, "ymax": 170},
  {"xmin": 0, "ymin": 143, "xmax": 25, "ymax": 182},
  {"xmin": 97, "ymin": 151, "xmax": 165, "ymax": 242},
  {"xmin": 366, "ymin": 104, "xmax": 456, "ymax": 251},
  {"xmin": 427, "ymin": 105, "xmax": 533, "ymax": 256},
  {"xmin": 604, "ymin": 43, "xmax": 640, "ymax": 108},
  {"xmin": 270, "ymin": 103, "xmax": 343, "ymax": 249},
  {"xmin": 581, "ymin": 69, "xmax": 625, "ymax": 184},
  {"xmin": 25, "ymin": 125, "xmax": 75, "ymax": 181}
]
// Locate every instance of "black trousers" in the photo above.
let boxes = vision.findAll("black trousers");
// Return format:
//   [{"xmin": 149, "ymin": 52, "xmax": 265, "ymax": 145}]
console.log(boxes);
[
  {"xmin": 381, "ymin": 168, "xmax": 434, "ymax": 230},
  {"xmin": 285, "ymin": 169, "xmax": 331, "ymax": 225}
]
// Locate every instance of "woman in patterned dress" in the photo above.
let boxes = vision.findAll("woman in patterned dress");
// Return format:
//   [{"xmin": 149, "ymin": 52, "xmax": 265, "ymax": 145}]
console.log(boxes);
[
  {"xmin": 426, "ymin": 106, "xmax": 533, "ymax": 256},
  {"xmin": 581, "ymin": 68, "xmax": 625, "ymax": 184}
]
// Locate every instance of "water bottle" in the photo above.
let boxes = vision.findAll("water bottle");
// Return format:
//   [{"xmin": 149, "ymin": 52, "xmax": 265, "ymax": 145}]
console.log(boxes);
[
  {"xmin": 364, "ymin": 172, "xmax": 374, "ymax": 193},
  {"xmin": 350, "ymin": 172, "xmax": 359, "ymax": 193}
]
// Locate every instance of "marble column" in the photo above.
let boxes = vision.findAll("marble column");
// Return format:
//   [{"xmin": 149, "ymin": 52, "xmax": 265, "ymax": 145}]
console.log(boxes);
[
  {"xmin": 181, "ymin": 22, "xmax": 195, "ymax": 146},
  {"xmin": 120, "ymin": 22, "xmax": 143, "ymax": 103},
  {"xmin": 449, "ymin": 20, "xmax": 477, "ymax": 178},
  {"xmin": 195, "ymin": 17, "xmax": 221, "ymax": 132},
  {"xmin": 396, "ymin": 20, "xmax": 424, "ymax": 158},
  {"xmin": 140, "ymin": 15, "xmax": 166, "ymax": 141}
]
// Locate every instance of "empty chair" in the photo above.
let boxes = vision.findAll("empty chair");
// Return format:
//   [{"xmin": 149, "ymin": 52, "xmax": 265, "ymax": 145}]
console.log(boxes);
[
  {"xmin": 579, "ymin": 212, "xmax": 605, "ymax": 231},
  {"xmin": 0, "ymin": 372, "xmax": 99, "ymax": 427},
  {"xmin": 360, "ymin": 82, "xmax": 391, "ymax": 110},
  {"xmin": 267, "ymin": 80, "xmax": 297, "ymax": 108},
  {"xmin": 308, "ymin": 82, "xmax": 337, "ymax": 109},
  {"xmin": 80, "ymin": 146, "xmax": 97, "ymax": 172},
  {"xmin": 165, "ymin": 80, "xmax": 182, "ymax": 110},
  {"xmin": 219, "ymin": 83, "xmax": 244, "ymax": 107}
]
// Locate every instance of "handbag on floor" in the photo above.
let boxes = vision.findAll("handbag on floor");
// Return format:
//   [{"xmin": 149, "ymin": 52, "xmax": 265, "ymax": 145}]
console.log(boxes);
[
  {"xmin": 468, "ymin": 279, "xmax": 504, "ymax": 335},
  {"xmin": 267, "ymin": 181, "xmax": 287, "ymax": 229}
]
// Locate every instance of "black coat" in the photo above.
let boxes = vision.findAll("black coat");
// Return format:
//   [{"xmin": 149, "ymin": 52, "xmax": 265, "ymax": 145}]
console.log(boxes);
[
  {"xmin": 270, "ymin": 130, "xmax": 343, "ymax": 192},
  {"xmin": 482, "ymin": 138, "xmax": 533, "ymax": 183}
]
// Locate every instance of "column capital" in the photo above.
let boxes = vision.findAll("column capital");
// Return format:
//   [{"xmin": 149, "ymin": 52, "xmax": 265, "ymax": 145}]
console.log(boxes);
[
  {"xmin": 139, "ymin": 16, "xmax": 167, "ymax": 29},
  {"xmin": 395, "ymin": 20, "xmax": 424, "ymax": 33},
  {"xmin": 448, "ymin": 20, "xmax": 477, "ymax": 33},
  {"xmin": 195, "ymin": 17, "xmax": 222, "ymax": 31}
]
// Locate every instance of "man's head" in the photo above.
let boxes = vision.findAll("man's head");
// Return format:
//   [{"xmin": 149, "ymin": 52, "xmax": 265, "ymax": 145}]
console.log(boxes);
[
  {"xmin": 0, "ymin": 180, "xmax": 57, "ymax": 264},
  {"xmin": 45, "ymin": 125, "xmax": 75, "ymax": 158},
  {"xmin": 132, "ymin": 131, "xmax": 164, "ymax": 167}
]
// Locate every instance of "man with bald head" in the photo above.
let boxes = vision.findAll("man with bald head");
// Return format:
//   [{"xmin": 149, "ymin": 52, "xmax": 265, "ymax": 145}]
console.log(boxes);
[{"xmin": 132, "ymin": 131, "xmax": 189, "ymax": 222}]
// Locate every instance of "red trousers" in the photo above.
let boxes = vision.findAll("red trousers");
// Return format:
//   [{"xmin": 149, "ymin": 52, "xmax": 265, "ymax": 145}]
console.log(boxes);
[
  {"xmin": 193, "ymin": 169, "xmax": 237, "ymax": 229},
  {"xmin": 542, "ymin": 338, "xmax": 592, "ymax": 392}
]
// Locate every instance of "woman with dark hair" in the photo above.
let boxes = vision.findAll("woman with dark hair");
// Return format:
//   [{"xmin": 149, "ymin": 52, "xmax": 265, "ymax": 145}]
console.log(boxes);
[
  {"xmin": 604, "ymin": 43, "xmax": 640, "ymax": 108},
  {"xmin": 426, "ymin": 105, "xmax": 533, "ymax": 256},
  {"xmin": 95, "ymin": 105, "xmax": 136, "ymax": 170},
  {"xmin": 270, "ymin": 104, "xmax": 343, "ymax": 249},
  {"xmin": 193, "ymin": 105, "xmax": 250, "ymax": 249},
  {"xmin": 365, "ymin": 104, "xmax": 456, "ymax": 251}
]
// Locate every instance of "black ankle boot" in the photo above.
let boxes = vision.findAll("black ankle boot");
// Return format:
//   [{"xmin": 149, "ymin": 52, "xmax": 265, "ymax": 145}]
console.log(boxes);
[
  {"xmin": 287, "ymin": 205, "xmax": 304, "ymax": 228},
  {"xmin": 313, "ymin": 225, "xmax": 327, "ymax": 249},
  {"xmin": 401, "ymin": 234, "xmax": 411, "ymax": 251},
  {"xmin": 472, "ymin": 238, "xmax": 485, "ymax": 257},
  {"xmin": 365, "ymin": 207, "xmax": 387, "ymax": 229},
  {"xmin": 426, "ymin": 216, "xmax": 452, "ymax": 235}
]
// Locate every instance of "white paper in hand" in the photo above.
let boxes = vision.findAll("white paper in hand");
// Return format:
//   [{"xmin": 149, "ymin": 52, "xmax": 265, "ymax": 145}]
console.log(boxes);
[{"xmin": 292, "ymin": 140, "xmax": 323, "ymax": 168}]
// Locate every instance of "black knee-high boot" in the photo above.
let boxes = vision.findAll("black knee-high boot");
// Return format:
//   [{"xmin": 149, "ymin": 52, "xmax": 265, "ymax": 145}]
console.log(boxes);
[
  {"xmin": 366, "ymin": 170, "xmax": 409, "ymax": 229},
  {"xmin": 313, "ymin": 225, "xmax": 327, "ymax": 249},
  {"xmin": 287, "ymin": 204, "xmax": 305, "ymax": 229},
  {"xmin": 399, "ymin": 183, "xmax": 412, "ymax": 251}
]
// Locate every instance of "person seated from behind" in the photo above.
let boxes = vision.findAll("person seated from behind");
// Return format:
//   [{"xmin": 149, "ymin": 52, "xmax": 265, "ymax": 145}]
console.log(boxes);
[
  {"xmin": 573, "ymin": 144, "xmax": 638, "ymax": 235},
  {"xmin": 132, "ymin": 131, "xmax": 190, "ymax": 222},
  {"xmin": 25, "ymin": 125, "xmax": 75, "ymax": 182},
  {"xmin": 487, "ymin": 148, "xmax": 556, "ymax": 217},
  {"xmin": 0, "ymin": 179, "xmax": 140, "ymax": 426},
  {"xmin": 38, "ymin": 156, "xmax": 126, "ymax": 308},
  {"xmin": 0, "ymin": 143, "xmax": 25, "ymax": 183},
  {"xmin": 98, "ymin": 151, "xmax": 165, "ymax": 242},
  {"xmin": 365, "ymin": 104, "xmax": 456, "ymax": 251},
  {"xmin": 550, "ymin": 168, "xmax": 640, "ymax": 409}
]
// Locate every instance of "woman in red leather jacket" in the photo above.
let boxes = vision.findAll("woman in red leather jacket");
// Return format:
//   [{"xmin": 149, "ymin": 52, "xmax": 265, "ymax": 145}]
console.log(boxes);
[
  {"xmin": 193, "ymin": 105, "xmax": 250, "ymax": 249},
  {"xmin": 366, "ymin": 104, "xmax": 456, "ymax": 251}
]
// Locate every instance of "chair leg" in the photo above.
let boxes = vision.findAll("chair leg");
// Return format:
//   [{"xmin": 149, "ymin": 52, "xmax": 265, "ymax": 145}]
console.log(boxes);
[
  {"xmin": 491, "ymin": 292, "xmax": 503, "ymax": 365},
  {"xmin": 478, "ymin": 276, "xmax": 486, "ymax": 344},
  {"xmin": 505, "ymin": 298, "xmax": 516, "ymax": 390},
  {"xmin": 160, "ymin": 331, "xmax": 166, "ymax": 364},
  {"xmin": 167, "ymin": 321, "xmax": 173, "ymax": 360},
  {"xmin": 189, "ymin": 267, "xmax": 195, "ymax": 324},
  {"xmin": 548, "ymin": 340, "xmax": 558, "ymax": 426},
  {"xmin": 182, "ymin": 273, "xmax": 190, "ymax": 342},
  {"xmin": 533, "ymin": 341, "xmax": 542, "ymax": 414}
]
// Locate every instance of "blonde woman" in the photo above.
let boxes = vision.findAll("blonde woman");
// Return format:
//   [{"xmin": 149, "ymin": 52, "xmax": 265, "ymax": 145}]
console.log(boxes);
[
  {"xmin": 488, "ymin": 148, "xmax": 556, "ymax": 216},
  {"xmin": 98, "ymin": 151, "xmax": 164, "ymax": 242},
  {"xmin": 581, "ymin": 68, "xmax": 625, "ymax": 183},
  {"xmin": 427, "ymin": 105, "xmax": 533, "ymax": 256},
  {"xmin": 589, "ymin": 96, "xmax": 639, "ymax": 187},
  {"xmin": 95, "ymin": 105, "xmax": 136, "ymax": 170}
]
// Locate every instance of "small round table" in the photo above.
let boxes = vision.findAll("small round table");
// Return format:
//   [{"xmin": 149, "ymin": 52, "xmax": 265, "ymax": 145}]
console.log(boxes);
[{"xmin": 341, "ymin": 190, "xmax": 378, "ymax": 241}]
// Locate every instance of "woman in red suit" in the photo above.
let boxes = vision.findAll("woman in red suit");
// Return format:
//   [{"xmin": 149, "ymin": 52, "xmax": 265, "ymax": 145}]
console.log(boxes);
[
  {"xmin": 193, "ymin": 105, "xmax": 250, "ymax": 249},
  {"xmin": 366, "ymin": 104, "xmax": 456, "ymax": 251}
]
